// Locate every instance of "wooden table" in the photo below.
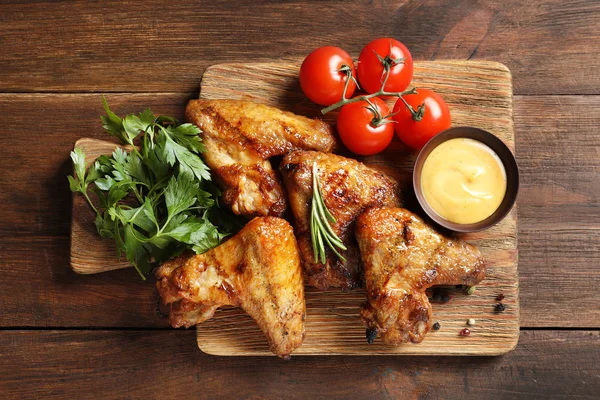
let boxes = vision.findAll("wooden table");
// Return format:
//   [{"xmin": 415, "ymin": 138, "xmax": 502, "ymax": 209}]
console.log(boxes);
[{"xmin": 0, "ymin": 1, "xmax": 598, "ymax": 398}]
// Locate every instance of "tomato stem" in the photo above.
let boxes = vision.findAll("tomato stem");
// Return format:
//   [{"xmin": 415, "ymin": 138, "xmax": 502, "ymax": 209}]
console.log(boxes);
[
  {"xmin": 337, "ymin": 64, "xmax": 360, "ymax": 91},
  {"xmin": 374, "ymin": 44, "xmax": 405, "ymax": 89},
  {"xmin": 321, "ymin": 55, "xmax": 417, "ymax": 115},
  {"xmin": 363, "ymin": 98, "xmax": 397, "ymax": 128},
  {"xmin": 321, "ymin": 85, "xmax": 417, "ymax": 115},
  {"xmin": 397, "ymin": 96, "xmax": 426, "ymax": 122}
]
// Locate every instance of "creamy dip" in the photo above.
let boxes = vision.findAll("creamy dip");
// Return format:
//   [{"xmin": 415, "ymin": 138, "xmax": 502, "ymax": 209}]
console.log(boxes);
[{"xmin": 421, "ymin": 138, "xmax": 507, "ymax": 224}]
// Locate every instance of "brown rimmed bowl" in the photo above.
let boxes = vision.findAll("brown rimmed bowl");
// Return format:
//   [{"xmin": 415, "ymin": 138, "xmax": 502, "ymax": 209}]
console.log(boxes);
[{"xmin": 413, "ymin": 126, "xmax": 519, "ymax": 233}]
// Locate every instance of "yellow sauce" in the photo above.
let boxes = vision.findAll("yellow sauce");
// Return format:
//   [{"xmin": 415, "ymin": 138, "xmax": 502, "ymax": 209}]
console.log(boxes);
[{"xmin": 421, "ymin": 138, "xmax": 507, "ymax": 224}]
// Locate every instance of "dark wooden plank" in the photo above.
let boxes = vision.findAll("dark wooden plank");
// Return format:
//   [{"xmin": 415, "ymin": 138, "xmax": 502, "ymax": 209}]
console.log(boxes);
[
  {"xmin": 0, "ymin": 0, "xmax": 598, "ymax": 94},
  {"xmin": 0, "ymin": 93, "xmax": 192, "ymax": 239},
  {"xmin": 515, "ymin": 96, "xmax": 600, "ymax": 327},
  {"xmin": 0, "ymin": 94, "xmax": 189, "ymax": 328},
  {"xmin": 0, "ymin": 330, "xmax": 598, "ymax": 399},
  {"xmin": 0, "ymin": 236, "xmax": 167, "ymax": 328},
  {"xmin": 0, "ymin": 94, "xmax": 598, "ymax": 328}
]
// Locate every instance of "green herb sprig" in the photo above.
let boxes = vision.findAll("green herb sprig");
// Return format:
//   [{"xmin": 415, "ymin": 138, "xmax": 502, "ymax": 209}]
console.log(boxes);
[
  {"xmin": 310, "ymin": 162, "xmax": 347, "ymax": 263},
  {"xmin": 68, "ymin": 97, "xmax": 239, "ymax": 279}
]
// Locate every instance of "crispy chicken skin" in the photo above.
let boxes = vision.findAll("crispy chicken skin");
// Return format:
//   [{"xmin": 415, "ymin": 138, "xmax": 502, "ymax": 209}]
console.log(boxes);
[
  {"xmin": 185, "ymin": 99, "xmax": 336, "ymax": 218},
  {"xmin": 156, "ymin": 217, "xmax": 306, "ymax": 358},
  {"xmin": 280, "ymin": 151, "xmax": 401, "ymax": 290},
  {"xmin": 355, "ymin": 207, "xmax": 486, "ymax": 345}
]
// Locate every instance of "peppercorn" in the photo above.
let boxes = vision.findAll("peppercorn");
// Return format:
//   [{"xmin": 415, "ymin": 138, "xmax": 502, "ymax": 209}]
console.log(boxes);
[
  {"xmin": 432, "ymin": 322, "xmax": 441, "ymax": 331},
  {"xmin": 459, "ymin": 328, "xmax": 470, "ymax": 336},
  {"xmin": 441, "ymin": 294, "xmax": 452, "ymax": 303},
  {"xmin": 366, "ymin": 328, "xmax": 378, "ymax": 344},
  {"xmin": 155, "ymin": 298, "xmax": 168, "ymax": 318},
  {"xmin": 466, "ymin": 286, "xmax": 477, "ymax": 295},
  {"xmin": 467, "ymin": 318, "xmax": 476, "ymax": 326},
  {"xmin": 496, "ymin": 293, "xmax": 505, "ymax": 301},
  {"xmin": 494, "ymin": 302, "xmax": 506, "ymax": 313}
]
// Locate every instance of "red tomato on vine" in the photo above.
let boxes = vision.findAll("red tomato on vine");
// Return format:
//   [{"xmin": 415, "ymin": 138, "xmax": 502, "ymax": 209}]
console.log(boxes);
[
  {"xmin": 392, "ymin": 89, "xmax": 451, "ymax": 150},
  {"xmin": 336, "ymin": 97, "xmax": 394, "ymax": 156},
  {"xmin": 300, "ymin": 46, "xmax": 357, "ymax": 106},
  {"xmin": 358, "ymin": 38, "xmax": 414, "ymax": 94}
]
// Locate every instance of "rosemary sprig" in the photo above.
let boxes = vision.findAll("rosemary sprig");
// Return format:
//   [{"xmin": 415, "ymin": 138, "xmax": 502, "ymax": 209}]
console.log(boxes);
[{"xmin": 310, "ymin": 162, "xmax": 347, "ymax": 263}]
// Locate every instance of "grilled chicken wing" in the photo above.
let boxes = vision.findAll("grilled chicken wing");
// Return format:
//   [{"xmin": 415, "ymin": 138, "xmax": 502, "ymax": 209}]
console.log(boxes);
[
  {"xmin": 156, "ymin": 217, "xmax": 306, "ymax": 358},
  {"xmin": 280, "ymin": 151, "xmax": 401, "ymax": 290},
  {"xmin": 355, "ymin": 207, "xmax": 486, "ymax": 345},
  {"xmin": 185, "ymin": 99, "xmax": 336, "ymax": 218}
]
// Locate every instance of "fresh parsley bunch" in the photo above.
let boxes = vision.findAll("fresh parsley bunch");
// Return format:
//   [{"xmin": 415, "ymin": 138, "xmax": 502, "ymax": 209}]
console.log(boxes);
[{"xmin": 69, "ymin": 98, "xmax": 235, "ymax": 279}]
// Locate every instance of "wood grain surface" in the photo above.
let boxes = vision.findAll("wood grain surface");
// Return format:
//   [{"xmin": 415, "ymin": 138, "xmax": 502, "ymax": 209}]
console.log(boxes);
[
  {"xmin": 67, "ymin": 61, "xmax": 519, "ymax": 355},
  {"xmin": 1, "ymin": 330, "xmax": 598, "ymax": 399},
  {"xmin": 70, "ymin": 139, "xmax": 131, "ymax": 274},
  {"xmin": 0, "ymin": 94, "xmax": 598, "ymax": 329},
  {"xmin": 0, "ymin": 0, "xmax": 598, "ymax": 95},
  {"xmin": 195, "ymin": 60, "xmax": 518, "ymax": 355}
]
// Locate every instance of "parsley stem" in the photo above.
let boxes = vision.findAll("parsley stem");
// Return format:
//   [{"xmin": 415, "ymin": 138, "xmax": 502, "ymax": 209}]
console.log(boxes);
[
  {"xmin": 129, "ymin": 144, "xmax": 144, "ymax": 161},
  {"xmin": 147, "ymin": 176, "xmax": 170, "ymax": 197},
  {"xmin": 131, "ymin": 185, "xmax": 144, "ymax": 204},
  {"xmin": 133, "ymin": 266, "xmax": 146, "ymax": 280},
  {"xmin": 128, "ymin": 204, "xmax": 145, "ymax": 224},
  {"xmin": 81, "ymin": 187, "xmax": 100, "ymax": 216},
  {"xmin": 156, "ymin": 213, "xmax": 174, "ymax": 237}
]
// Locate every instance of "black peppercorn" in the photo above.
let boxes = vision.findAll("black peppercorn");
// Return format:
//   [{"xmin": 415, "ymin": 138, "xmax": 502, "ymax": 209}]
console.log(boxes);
[
  {"xmin": 366, "ymin": 328, "xmax": 378, "ymax": 344},
  {"xmin": 155, "ymin": 298, "xmax": 168, "ymax": 318},
  {"xmin": 432, "ymin": 322, "xmax": 441, "ymax": 331},
  {"xmin": 441, "ymin": 294, "xmax": 453, "ymax": 303},
  {"xmin": 494, "ymin": 302, "xmax": 506, "ymax": 313}
]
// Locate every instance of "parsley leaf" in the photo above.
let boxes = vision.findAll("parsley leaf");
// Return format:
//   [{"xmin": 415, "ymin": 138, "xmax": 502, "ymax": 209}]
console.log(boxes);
[
  {"xmin": 123, "ymin": 152, "xmax": 148, "ymax": 184},
  {"xmin": 123, "ymin": 223, "xmax": 150, "ymax": 276},
  {"xmin": 68, "ymin": 148, "xmax": 100, "ymax": 215},
  {"xmin": 164, "ymin": 173, "xmax": 198, "ymax": 218},
  {"xmin": 68, "ymin": 98, "xmax": 242, "ymax": 279},
  {"xmin": 163, "ymin": 135, "xmax": 211, "ymax": 181},
  {"xmin": 168, "ymin": 123, "xmax": 205, "ymax": 153},
  {"xmin": 109, "ymin": 202, "xmax": 156, "ymax": 234},
  {"xmin": 101, "ymin": 96, "xmax": 126, "ymax": 143},
  {"xmin": 95, "ymin": 175, "xmax": 116, "ymax": 191},
  {"xmin": 146, "ymin": 144, "xmax": 170, "ymax": 184},
  {"xmin": 138, "ymin": 109, "xmax": 156, "ymax": 126}
]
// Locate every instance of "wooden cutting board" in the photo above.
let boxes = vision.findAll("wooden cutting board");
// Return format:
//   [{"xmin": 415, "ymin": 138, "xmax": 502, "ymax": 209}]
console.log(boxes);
[{"xmin": 71, "ymin": 60, "xmax": 518, "ymax": 356}]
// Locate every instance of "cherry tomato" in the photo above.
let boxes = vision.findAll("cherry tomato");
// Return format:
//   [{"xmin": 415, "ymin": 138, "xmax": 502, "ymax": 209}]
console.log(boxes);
[
  {"xmin": 300, "ymin": 46, "xmax": 357, "ymax": 106},
  {"xmin": 357, "ymin": 38, "xmax": 414, "ymax": 94},
  {"xmin": 392, "ymin": 89, "xmax": 451, "ymax": 150},
  {"xmin": 336, "ymin": 97, "xmax": 394, "ymax": 156}
]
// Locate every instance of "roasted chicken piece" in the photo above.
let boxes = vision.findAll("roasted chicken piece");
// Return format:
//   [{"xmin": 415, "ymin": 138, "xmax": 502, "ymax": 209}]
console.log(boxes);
[
  {"xmin": 156, "ymin": 217, "xmax": 306, "ymax": 358},
  {"xmin": 186, "ymin": 99, "xmax": 336, "ymax": 217},
  {"xmin": 280, "ymin": 151, "xmax": 401, "ymax": 290},
  {"xmin": 355, "ymin": 207, "xmax": 486, "ymax": 345}
]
